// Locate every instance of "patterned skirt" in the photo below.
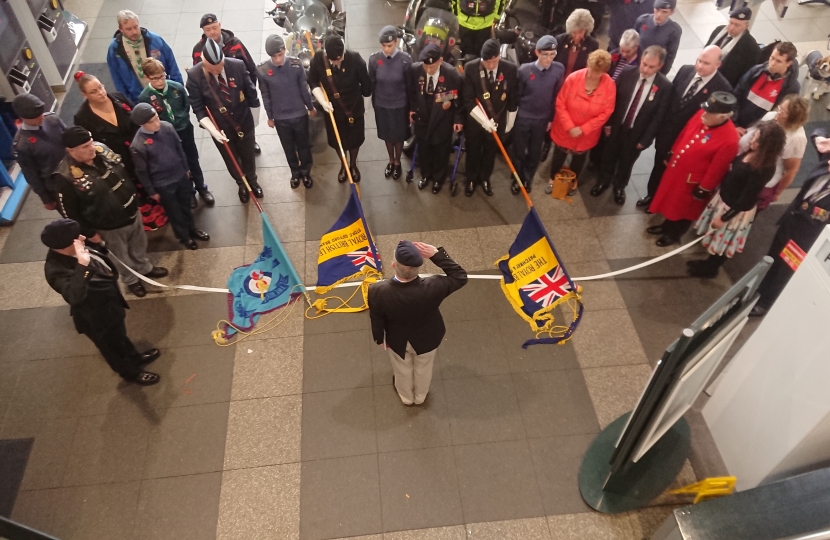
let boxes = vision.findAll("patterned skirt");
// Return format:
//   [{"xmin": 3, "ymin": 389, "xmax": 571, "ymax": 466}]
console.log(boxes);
[{"xmin": 693, "ymin": 192, "xmax": 756, "ymax": 258}]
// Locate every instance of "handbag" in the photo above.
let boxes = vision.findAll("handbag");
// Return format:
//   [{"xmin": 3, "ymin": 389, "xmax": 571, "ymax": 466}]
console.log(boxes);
[
  {"xmin": 550, "ymin": 168, "xmax": 577, "ymax": 200},
  {"xmin": 756, "ymin": 186, "xmax": 776, "ymax": 210}
]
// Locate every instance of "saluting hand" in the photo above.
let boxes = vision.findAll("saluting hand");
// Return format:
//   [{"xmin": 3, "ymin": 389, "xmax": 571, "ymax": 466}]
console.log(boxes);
[
  {"xmin": 74, "ymin": 237, "xmax": 91, "ymax": 266},
  {"xmin": 412, "ymin": 242, "xmax": 438, "ymax": 258}
]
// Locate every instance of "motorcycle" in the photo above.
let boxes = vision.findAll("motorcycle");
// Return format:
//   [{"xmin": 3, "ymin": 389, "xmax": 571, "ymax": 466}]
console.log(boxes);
[
  {"xmin": 266, "ymin": 0, "xmax": 345, "ymax": 73},
  {"xmin": 400, "ymin": 2, "xmax": 461, "ymax": 66}
]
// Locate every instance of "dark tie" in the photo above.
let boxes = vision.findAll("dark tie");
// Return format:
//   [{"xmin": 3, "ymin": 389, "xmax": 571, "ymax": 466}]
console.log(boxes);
[
  {"xmin": 718, "ymin": 35, "xmax": 732, "ymax": 48},
  {"xmin": 217, "ymin": 73, "xmax": 232, "ymax": 104},
  {"xmin": 489, "ymin": 70, "xmax": 495, "ymax": 84},
  {"xmin": 624, "ymin": 79, "xmax": 647, "ymax": 129},
  {"xmin": 682, "ymin": 76, "xmax": 701, "ymax": 104},
  {"xmin": 427, "ymin": 76, "xmax": 434, "ymax": 94}
]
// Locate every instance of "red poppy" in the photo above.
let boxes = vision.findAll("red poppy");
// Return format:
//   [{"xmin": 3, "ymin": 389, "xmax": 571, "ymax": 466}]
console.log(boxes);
[
  {"xmin": 529, "ymin": 73, "xmax": 535, "ymax": 81},
  {"xmin": 498, "ymin": 73, "xmax": 504, "ymax": 81},
  {"xmin": 28, "ymin": 136, "xmax": 37, "ymax": 143},
  {"xmin": 124, "ymin": 141, "xmax": 131, "ymax": 146},
  {"xmin": 703, "ymin": 89, "xmax": 708, "ymax": 94},
  {"xmin": 378, "ymin": 59, "xmax": 384, "ymax": 65},
  {"xmin": 121, "ymin": 103, "xmax": 131, "ymax": 112},
  {"xmin": 641, "ymin": 24, "xmax": 647, "ymax": 30},
  {"xmin": 145, "ymin": 138, "xmax": 154, "ymax": 145},
  {"xmin": 268, "ymin": 69, "xmax": 273, "ymax": 76},
  {"xmin": 439, "ymin": 76, "xmax": 444, "ymax": 82}
]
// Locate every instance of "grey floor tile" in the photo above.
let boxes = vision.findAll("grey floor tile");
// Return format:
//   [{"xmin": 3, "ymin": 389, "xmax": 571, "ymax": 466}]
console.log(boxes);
[
  {"xmin": 497, "ymin": 316, "xmax": 580, "ymax": 373},
  {"xmin": 540, "ymin": 219, "xmax": 606, "ymax": 264},
  {"xmin": 0, "ymin": 417, "xmax": 77, "ymax": 491},
  {"xmin": 438, "ymin": 277, "xmax": 514, "ymax": 322},
  {"xmin": 625, "ymin": 303, "xmax": 704, "ymax": 366},
  {"xmin": 224, "ymin": 395, "xmax": 302, "ymax": 469},
  {"xmin": 513, "ymin": 370, "xmax": 600, "ymax": 439},
  {"xmin": 383, "ymin": 526, "xmax": 466, "ymax": 540},
  {"xmin": 303, "ymin": 330, "xmax": 373, "ymax": 392},
  {"xmin": 465, "ymin": 517, "xmax": 552, "ymax": 540},
  {"xmin": 439, "ymin": 320, "xmax": 510, "ymax": 380},
  {"xmin": 144, "ymin": 402, "xmax": 230, "ymax": 478},
  {"xmin": 0, "ymin": 218, "xmax": 53, "ymax": 263},
  {"xmin": 375, "ymin": 380, "xmax": 451, "ymax": 453},
  {"xmin": 576, "ymin": 176, "xmax": 642, "ymax": 218},
  {"xmin": 371, "ymin": 334, "xmax": 397, "ymax": 386},
  {"xmin": 453, "ymin": 440, "xmax": 545, "ymax": 523},
  {"xmin": 378, "ymin": 447, "xmax": 464, "ymax": 532},
  {"xmin": 301, "ymin": 387, "xmax": 377, "ymax": 461},
  {"xmin": 146, "ymin": 204, "xmax": 249, "ymax": 252},
  {"xmin": 232, "ymin": 337, "xmax": 303, "ymax": 400},
  {"xmin": 528, "ymin": 435, "xmax": 595, "ymax": 516},
  {"xmin": 4, "ymin": 357, "xmax": 90, "ymax": 423},
  {"xmin": 126, "ymin": 293, "xmax": 230, "ymax": 349},
  {"xmin": 628, "ymin": 506, "xmax": 683, "ymax": 540},
  {"xmin": 248, "ymin": 202, "xmax": 306, "ymax": 245},
  {"xmin": 0, "ymin": 362, "xmax": 22, "ymax": 422},
  {"xmin": 0, "ymin": 306, "xmax": 98, "ymax": 363},
  {"xmin": 443, "ymin": 375, "xmax": 525, "ymax": 445},
  {"xmin": 582, "ymin": 365, "xmax": 653, "ymax": 429},
  {"xmin": 0, "ymin": 261, "xmax": 56, "ymax": 310},
  {"xmin": 216, "ymin": 463, "xmax": 301, "ymax": 540},
  {"xmin": 303, "ymin": 309, "xmax": 370, "ymax": 335},
  {"xmin": 146, "ymin": 246, "xmax": 246, "ymax": 296},
  {"xmin": 419, "ymin": 229, "xmax": 487, "ymax": 273},
  {"xmin": 300, "ymin": 454, "xmax": 382, "ymax": 540},
  {"xmin": 565, "ymin": 261, "xmax": 626, "ymax": 311},
  {"xmin": 132, "ymin": 472, "xmax": 223, "ymax": 540},
  {"xmin": 571, "ymin": 309, "xmax": 649, "ymax": 369},
  {"xmin": 51, "ymin": 481, "xmax": 142, "ymax": 540},
  {"xmin": 139, "ymin": 343, "xmax": 235, "ymax": 409},
  {"xmin": 546, "ymin": 512, "xmax": 636, "ymax": 540},
  {"xmin": 10, "ymin": 487, "xmax": 62, "ymax": 536}
]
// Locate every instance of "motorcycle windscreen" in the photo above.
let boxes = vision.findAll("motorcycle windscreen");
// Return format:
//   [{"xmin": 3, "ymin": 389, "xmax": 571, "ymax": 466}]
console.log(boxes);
[{"xmin": 413, "ymin": 7, "xmax": 459, "ymax": 58}]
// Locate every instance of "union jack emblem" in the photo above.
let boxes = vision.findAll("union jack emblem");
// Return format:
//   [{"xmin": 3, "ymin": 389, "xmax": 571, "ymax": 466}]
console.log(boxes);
[
  {"xmin": 348, "ymin": 247, "xmax": 378, "ymax": 269},
  {"xmin": 520, "ymin": 266, "xmax": 571, "ymax": 307}
]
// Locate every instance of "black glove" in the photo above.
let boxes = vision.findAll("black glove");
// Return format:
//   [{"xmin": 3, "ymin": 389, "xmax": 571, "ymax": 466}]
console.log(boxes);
[{"xmin": 692, "ymin": 186, "xmax": 710, "ymax": 200}]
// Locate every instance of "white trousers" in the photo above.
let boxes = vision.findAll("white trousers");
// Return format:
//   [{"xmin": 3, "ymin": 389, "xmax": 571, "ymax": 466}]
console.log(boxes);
[{"xmin": 388, "ymin": 343, "xmax": 437, "ymax": 405}]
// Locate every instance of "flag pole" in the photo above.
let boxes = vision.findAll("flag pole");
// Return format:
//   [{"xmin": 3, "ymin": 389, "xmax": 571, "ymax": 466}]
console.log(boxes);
[
  {"xmin": 204, "ymin": 108, "xmax": 263, "ymax": 214},
  {"xmin": 475, "ymin": 99, "xmax": 533, "ymax": 210}
]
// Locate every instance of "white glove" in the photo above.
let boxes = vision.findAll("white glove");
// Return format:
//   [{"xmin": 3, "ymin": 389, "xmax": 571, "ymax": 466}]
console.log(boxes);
[
  {"xmin": 311, "ymin": 87, "xmax": 334, "ymax": 113},
  {"xmin": 470, "ymin": 107, "xmax": 496, "ymax": 133},
  {"xmin": 199, "ymin": 117, "xmax": 229, "ymax": 143},
  {"xmin": 505, "ymin": 110, "xmax": 516, "ymax": 133},
  {"xmin": 816, "ymin": 136, "xmax": 830, "ymax": 154},
  {"xmin": 250, "ymin": 106, "xmax": 261, "ymax": 127}
]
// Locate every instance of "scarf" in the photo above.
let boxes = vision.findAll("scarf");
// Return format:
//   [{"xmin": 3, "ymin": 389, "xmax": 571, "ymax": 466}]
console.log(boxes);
[{"xmin": 123, "ymin": 35, "xmax": 150, "ymax": 88}]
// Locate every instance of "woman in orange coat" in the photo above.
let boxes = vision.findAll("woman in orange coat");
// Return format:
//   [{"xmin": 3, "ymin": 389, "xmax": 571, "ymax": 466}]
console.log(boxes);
[{"xmin": 545, "ymin": 49, "xmax": 616, "ymax": 194}]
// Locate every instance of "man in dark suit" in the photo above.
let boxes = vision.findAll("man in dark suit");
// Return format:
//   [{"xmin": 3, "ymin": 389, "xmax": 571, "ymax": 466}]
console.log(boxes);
[
  {"xmin": 463, "ymin": 39, "xmax": 519, "ymax": 197},
  {"xmin": 637, "ymin": 45, "xmax": 732, "ymax": 207},
  {"xmin": 42, "ymin": 219, "xmax": 161, "ymax": 386},
  {"xmin": 368, "ymin": 241, "xmax": 467, "ymax": 405},
  {"xmin": 187, "ymin": 39, "xmax": 262, "ymax": 204},
  {"xmin": 591, "ymin": 45, "xmax": 672, "ymax": 205},
  {"xmin": 704, "ymin": 7, "xmax": 760, "ymax": 87},
  {"xmin": 409, "ymin": 45, "xmax": 464, "ymax": 194},
  {"xmin": 751, "ymin": 130, "xmax": 830, "ymax": 317}
]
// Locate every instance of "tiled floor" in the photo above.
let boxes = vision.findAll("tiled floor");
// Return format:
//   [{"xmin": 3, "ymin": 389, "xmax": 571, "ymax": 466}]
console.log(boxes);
[{"xmin": 2, "ymin": 0, "xmax": 830, "ymax": 537}]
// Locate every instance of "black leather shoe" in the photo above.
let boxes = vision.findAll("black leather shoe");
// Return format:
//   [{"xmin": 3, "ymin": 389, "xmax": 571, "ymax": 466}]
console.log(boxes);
[
  {"xmin": 646, "ymin": 225, "xmax": 664, "ymax": 235},
  {"xmin": 482, "ymin": 180, "xmax": 493, "ymax": 196},
  {"xmin": 198, "ymin": 189, "xmax": 215, "ymax": 206},
  {"xmin": 687, "ymin": 264, "xmax": 718, "ymax": 278},
  {"xmin": 656, "ymin": 235, "xmax": 678, "ymax": 247},
  {"xmin": 290, "ymin": 176, "xmax": 301, "ymax": 189},
  {"xmin": 524, "ymin": 181, "xmax": 532, "ymax": 193},
  {"xmin": 749, "ymin": 305, "xmax": 769, "ymax": 317},
  {"xmin": 190, "ymin": 229, "xmax": 210, "ymax": 241},
  {"xmin": 636, "ymin": 195, "xmax": 653, "ymax": 207},
  {"xmin": 238, "ymin": 187, "xmax": 250, "ymax": 203},
  {"xmin": 432, "ymin": 182, "xmax": 442, "ymax": 194},
  {"xmin": 191, "ymin": 192, "xmax": 198, "ymax": 209},
  {"xmin": 686, "ymin": 259, "xmax": 707, "ymax": 269},
  {"xmin": 418, "ymin": 177, "xmax": 429, "ymax": 190},
  {"xmin": 351, "ymin": 167, "xmax": 361, "ymax": 182},
  {"xmin": 302, "ymin": 175, "xmax": 313, "ymax": 188},
  {"xmin": 253, "ymin": 142, "xmax": 261, "ymax": 155},
  {"xmin": 132, "ymin": 371, "xmax": 160, "ymax": 386},
  {"xmin": 250, "ymin": 183, "xmax": 264, "ymax": 198},
  {"xmin": 128, "ymin": 282, "xmax": 146, "ymax": 297},
  {"xmin": 392, "ymin": 164, "xmax": 402, "ymax": 180},
  {"xmin": 465, "ymin": 181, "xmax": 475, "ymax": 196},
  {"xmin": 384, "ymin": 163, "xmax": 394, "ymax": 177},
  {"xmin": 138, "ymin": 348, "xmax": 160, "ymax": 366},
  {"xmin": 183, "ymin": 239, "xmax": 198, "ymax": 250},
  {"xmin": 511, "ymin": 180, "xmax": 521, "ymax": 195},
  {"xmin": 145, "ymin": 267, "xmax": 169, "ymax": 278},
  {"xmin": 338, "ymin": 167, "xmax": 348, "ymax": 183},
  {"xmin": 613, "ymin": 188, "xmax": 626, "ymax": 205},
  {"xmin": 590, "ymin": 183, "xmax": 609, "ymax": 197}
]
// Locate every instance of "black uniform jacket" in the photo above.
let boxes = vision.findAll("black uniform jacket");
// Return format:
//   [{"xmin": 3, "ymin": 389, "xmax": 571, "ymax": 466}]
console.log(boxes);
[
  {"xmin": 44, "ymin": 248, "xmax": 129, "ymax": 336},
  {"xmin": 368, "ymin": 248, "xmax": 468, "ymax": 358},
  {"xmin": 705, "ymin": 26, "xmax": 761, "ymax": 87},
  {"xmin": 73, "ymin": 92, "xmax": 139, "ymax": 174},
  {"xmin": 553, "ymin": 33, "xmax": 599, "ymax": 74},
  {"xmin": 307, "ymin": 50, "xmax": 372, "ymax": 119},
  {"xmin": 408, "ymin": 62, "xmax": 464, "ymax": 144},
  {"xmin": 463, "ymin": 58, "xmax": 518, "ymax": 131},
  {"xmin": 192, "ymin": 29, "xmax": 258, "ymax": 86},
  {"xmin": 779, "ymin": 129, "xmax": 830, "ymax": 247},
  {"xmin": 186, "ymin": 58, "xmax": 260, "ymax": 136},
  {"xmin": 606, "ymin": 65, "xmax": 672, "ymax": 149}
]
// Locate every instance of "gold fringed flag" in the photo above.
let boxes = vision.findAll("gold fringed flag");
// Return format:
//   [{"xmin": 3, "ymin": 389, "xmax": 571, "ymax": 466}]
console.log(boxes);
[{"xmin": 497, "ymin": 208, "xmax": 583, "ymax": 348}]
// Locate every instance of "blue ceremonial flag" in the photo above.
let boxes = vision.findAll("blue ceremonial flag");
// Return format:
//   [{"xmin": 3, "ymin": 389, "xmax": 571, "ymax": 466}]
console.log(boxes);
[
  {"xmin": 315, "ymin": 184, "xmax": 382, "ymax": 294},
  {"xmin": 497, "ymin": 207, "xmax": 583, "ymax": 348},
  {"xmin": 223, "ymin": 213, "xmax": 304, "ymax": 338}
]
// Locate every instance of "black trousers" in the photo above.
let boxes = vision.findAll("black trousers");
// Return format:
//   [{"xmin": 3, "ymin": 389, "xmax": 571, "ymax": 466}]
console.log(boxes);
[
  {"xmin": 510, "ymin": 116, "xmax": 547, "ymax": 186},
  {"xmin": 274, "ymin": 115, "xmax": 313, "ymax": 178},
  {"xmin": 85, "ymin": 320, "xmax": 142, "ymax": 380},
  {"xmin": 418, "ymin": 135, "xmax": 454, "ymax": 185},
  {"xmin": 599, "ymin": 128, "xmax": 643, "ymax": 190},
  {"xmin": 550, "ymin": 146, "xmax": 588, "ymax": 179},
  {"xmin": 156, "ymin": 177, "xmax": 196, "ymax": 243},
  {"xmin": 212, "ymin": 128, "xmax": 257, "ymax": 187},
  {"xmin": 756, "ymin": 218, "xmax": 813, "ymax": 309},
  {"xmin": 459, "ymin": 26, "xmax": 492, "ymax": 57},
  {"xmin": 660, "ymin": 218, "xmax": 692, "ymax": 239},
  {"xmin": 646, "ymin": 138, "xmax": 672, "ymax": 198},
  {"xmin": 177, "ymin": 123, "xmax": 206, "ymax": 192},
  {"xmin": 465, "ymin": 121, "xmax": 498, "ymax": 185}
]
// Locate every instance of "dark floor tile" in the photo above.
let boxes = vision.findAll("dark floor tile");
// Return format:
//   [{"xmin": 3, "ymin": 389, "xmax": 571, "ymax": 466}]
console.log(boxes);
[
  {"xmin": 0, "ymin": 218, "xmax": 53, "ymax": 263},
  {"xmin": 453, "ymin": 440, "xmax": 545, "ymax": 523},
  {"xmin": 143, "ymin": 402, "xmax": 230, "ymax": 479},
  {"xmin": 51, "ymin": 481, "xmax": 141, "ymax": 540},
  {"xmin": 16, "ymin": 193, "xmax": 59, "ymax": 221},
  {"xmin": 528, "ymin": 434, "xmax": 595, "ymax": 515},
  {"xmin": 577, "ymin": 177, "xmax": 642, "ymax": 218},
  {"xmin": 371, "ymin": 333, "xmax": 396, "ymax": 386},
  {"xmin": 300, "ymin": 454, "xmax": 382, "ymax": 540},
  {"xmin": 0, "ymin": 437, "xmax": 33, "ymax": 517},
  {"xmin": 722, "ymin": 205, "xmax": 785, "ymax": 283},
  {"xmin": 439, "ymin": 279, "xmax": 510, "ymax": 322},
  {"xmin": 512, "ymin": 370, "xmax": 600, "ymax": 439},
  {"xmin": 126, "ymin": 294, "xmax": 229, "ymax": 349},
  {"xmin": 0, "ymin": 306, "xmax": 98, "ymax": 363},
  {"xmin": 0, "ymin": 362, "xmax": 22, "ymax": 421},
  {"xmin": 625, "ymin": 303, "xmax": 705, "ymax": 366},
  {"xmin": 197, "ymin": 169, "xmax": 250, "ymax": 207},
  {"xmin": 378, "ymin": 447, "xmax": 464, "ymax": 532},
  {"xmin": 375, "ymin": 380, "xmax": 451, "ymax": 452},
  {"xmin": 132, "ymin": 472, "xmax": 222, "ymax": 540},
  {"xmin": 443, "ymin": 375, "xmax": 525, "ymax": 445},
  {"xmin": 10, "ymin": 487, "xmax": 61, "ymax": 535},
  {"xmin": 303, "ymin": 308, "xmax": 370, "ymax": 335},
  {"xmin": 301, "ymin": 387, "xmax": 377, "ymax": 461},
  {"xmin": 0, "ymin": 417, "xmax": 76, "ymax": 491},
  {"xmin": 303, "ymin": 331, "xmax": 373, "ymax": 392},
  {"xmin": 439, "ymin": 320, "xmax": 510, "ymax": 380},
  {"xmin": 497, "ymin": 315, "xmax": 580, "ymax": 373},
  {"xmin": 5, "ymin": 357, "xmax": 90, "ymax": 423},
  {"xmin": 146, "ymin": 204, "xmax": 248, "ymax": 253}
]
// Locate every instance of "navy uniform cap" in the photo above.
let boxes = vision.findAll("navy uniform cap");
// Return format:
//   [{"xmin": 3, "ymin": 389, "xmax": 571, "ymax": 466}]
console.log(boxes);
[
  {"xmin": 701, "ymin": 91, "xmax": 737, "ymax": 114},
  {"xmin": 200, "ymin": 13, "xmax": 218, "ymax": 28},
  {"xmin": 203, "ymin": 39, "xmax": 224, "ymax": 65},
  {"xmin": 536, "ymin": 35, "xmax": 558, "ymax": 51},
  {"xmin": 419, "ymin": 44, "xmax": 442, "ymax": 64},
  {"xmin": 41, "ymin": 219, "xmax": 81, "ymax": 249},
  {"xmin": 729, "ymin": 6, "xmax": 752, "ymax": 20},
  {"xmin": 654, "ymin": 0, "xmax": 676, "ymax": 9},
  {"xmin": 325, "ymin": 35, "xmax": 345, "ymax": 59},
  {"xmin": 379, "ymin": 25, "xmax": 398, "ymax": 44},
  {"xmin": 395, "ymin": 240, "xmax": 424, "ymax": 267},
  {"xmin": 481, "ymin": 38, "xmax": 500, "ymax": 60},
  {"xmin": 12, "ymin": 93, "xmax": 45, "ymax": 120}
]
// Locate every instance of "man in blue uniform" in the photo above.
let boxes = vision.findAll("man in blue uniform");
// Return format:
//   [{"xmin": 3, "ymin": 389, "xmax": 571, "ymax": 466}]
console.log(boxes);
[
  {"xmin": 635, "ymin": 0, "xmax": 681, "ymax": 74},
  {"xmin": 12, "ymin": 94, "xmax": 66, "ymax": 210}
]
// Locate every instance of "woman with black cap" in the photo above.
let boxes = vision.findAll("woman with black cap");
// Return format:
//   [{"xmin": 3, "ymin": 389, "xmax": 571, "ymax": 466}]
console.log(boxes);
[
  {"xmin": 369, "ymin": 26, "xmax": 412, "ymax": 180},
  {"xmin": 308, "ymin": 35, "xmax": 372, "ymax": 182}
]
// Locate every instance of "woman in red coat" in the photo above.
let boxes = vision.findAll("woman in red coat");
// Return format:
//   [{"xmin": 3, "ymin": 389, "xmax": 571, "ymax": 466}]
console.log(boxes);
[
  {"xmin": 545, "ymin": 50, "xmax": 616, "ymax": 194},
  {"xmin": 647, "ymin": 92, "xmax": 740, "ymax": 246}
]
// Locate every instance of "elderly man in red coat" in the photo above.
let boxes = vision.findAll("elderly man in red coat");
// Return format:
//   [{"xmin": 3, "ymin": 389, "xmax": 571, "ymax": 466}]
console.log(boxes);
[{"xmin": 647, "ymin": 91, "xmax": 740, "ymax": 246}]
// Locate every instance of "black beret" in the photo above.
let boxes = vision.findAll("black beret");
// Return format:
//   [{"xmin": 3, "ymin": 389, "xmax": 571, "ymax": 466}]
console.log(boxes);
[
  {"xmin": 654, "ymin": 0, "xmax": 676, "ymax": 9},
  {"xmin": 203, "ymin": 39, "xmax": 224, "ymax": 65},
  {"xmin": 701, "ymin": 91, "xmax": 737, "ymax": 114},
  {"xmin": 130, "ymin": 102, "xmax": 156, "ymax": 125},
  {"xmin": 41, "ymin": 219, "xmax": 81, "ymax": 249},
  {"xmin": 481, "ymin": 39, "xmax": 501, "ymax": 60},
  {"xmin": 200, "ymin": 13, "xmax": 218, "ymax": 28},
  {"xmin": 395, "ymin": 240, "xmax": 424, "ymax": 267},
  {"xmin": 62, "ymin": 126, "xmax": 92, "ymax": 148},
  {"xmin": 379, "ymin": 25, "xmax": 398, "ymax": 44},
  {"xmin": 325, "ymin": 35, "xmax": 345, "ymax": 59},
  {"xmin": 12, "ymin": 93, "xmax": 45, "ymax": 120},
  {"xmin": 265, "ymin": 35, "xmax": 286, "ymax": 56},
  {"xmin": 419, "ymin": 44, "xmax": 442, "ymax": 64},
  {"xmin": 729, "ymin": 6, "xmax": 752, "ymax": 20}
]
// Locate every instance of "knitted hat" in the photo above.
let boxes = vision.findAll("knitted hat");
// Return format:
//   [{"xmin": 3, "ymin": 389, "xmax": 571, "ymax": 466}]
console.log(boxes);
[
  {"xmin": 41, "ymin": 219, "xmax": 81, "ymax": 249},
  {"xmin": 130, "ymin": 102, "xmax": 157, "ymax": 126},
  {"xmin": 265, "ymin": 35, "xmax": 286, "ymax": 55}
]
